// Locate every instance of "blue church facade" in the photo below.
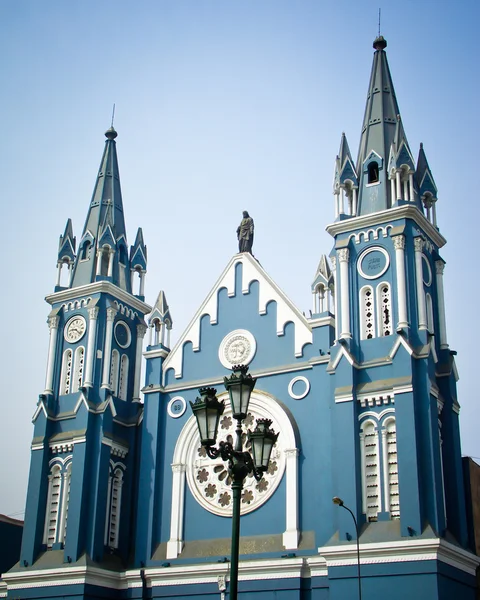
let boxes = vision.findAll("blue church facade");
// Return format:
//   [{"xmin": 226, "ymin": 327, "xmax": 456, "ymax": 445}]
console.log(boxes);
[{"xmin": 2, "ymin": 36, "xmax": 479, "ymax": 599}]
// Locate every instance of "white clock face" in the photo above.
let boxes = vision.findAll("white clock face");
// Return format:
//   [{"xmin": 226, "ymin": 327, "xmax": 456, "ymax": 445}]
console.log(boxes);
[{"xmin": 65, "ymin": 316, "xmax": 86, "ymax": 343}]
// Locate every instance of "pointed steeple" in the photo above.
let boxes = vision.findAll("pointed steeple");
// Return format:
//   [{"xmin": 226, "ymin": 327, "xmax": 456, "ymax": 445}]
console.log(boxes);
[
  {"xmin": 148, "ymin": 290, "xmax": 173, "ymax": 348},
  {"xmin": 416, "ymin": 142, "xmax": 438, "ymax": 226},
  {"xmin": 70, "ymin": 127, "xmax": 134, "ymax": 292},
  {"xmin": 333, "ymin": 133, "xmax": 358, "ymax": 216},
  {"xmin": 311, "ymin": 255, "xmax": 334, "ymax": 315},
  {"xmin": 355, "ymin": 36, "xmax": 415, "ymax": 215}
]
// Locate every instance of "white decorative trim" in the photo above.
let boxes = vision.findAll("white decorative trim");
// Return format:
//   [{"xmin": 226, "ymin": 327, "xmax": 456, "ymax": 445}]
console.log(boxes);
[
  {"xmin": 347, "ymin": 225, "xmax": 393, "ymax": 245},
  {"xmin": 167, "ymin": 396, "xmax": 187, "ymax": 418},
  {"xmin": 327, "ymin": 204, "xmax": 446, "ymax": 249},
  {"xmin": 218, "ymin": 329, "xmax": 257, "ymax": 369},
  {"xmin": 357, "ymin": 246, "xmax": 390, "ymax": 280},
  {"xmin": 422, "ymin": 255, "xmax": 432, "ymax": 286},
  {"xmin": 162, "ymin": 253, "xmax": 312, "ymax": 380},
  {"xmin": 358, "ymin": 393, "xmax": 394, "ymax": 408},
  {"xmin": 46, "ymin": 282, "xmax": 152, "ymax": 315},
  {"xmin": 102, "ymin": 437, "xmax": 129, "ymax": 459},
  {"xmin": 319, "ymin": 538, "xmax": 479, "ymax": 575},
  {"xmin": 288, "ymin": 376, "xmax": 310, "ymax": 400},
  {"xmin": 114, "ymin": 321, "xmax": 132, "ymax": 348},
  {"xmin": 167, "ymin": 390, "xmax": 299, "ymax": 558}
]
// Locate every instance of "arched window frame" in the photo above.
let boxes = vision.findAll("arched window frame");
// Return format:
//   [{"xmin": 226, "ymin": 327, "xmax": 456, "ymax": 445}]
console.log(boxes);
[
  {"xmin": 376, "ymin": 281, "xmax": 393, "ymax": 337},
  {"xmin": 110, "ymin": 349, "xmax": 120, "ymax": 395},
  {"xmin": 426, "ymin": 293, "xmax": 434, "ymax": 334},
  {"xmin": 104, "ymin": 462, "xmax": 125, "ymax": 549},
  {"xmin": 382, "ymin": 416, "xmax": 400, "ymax": 518},
  {"xmin": 118, "ymin": 354, "xmax": 128, "ymax": 400},
  {"xmin": 71, "ymin": 346, "xmax": 85, "ymax": 393},
  {"xmin": 367, "ymin": 161, "xmax": 380, "ymax": 184},
  {"xmin": 360, "ymin": 285, "xmax": 376, "ymax": 339},
  {"xmin": 43, "ymin": 457, "xmax": 72, "ymax": 548},
  {"xmin": 360, "ymin": 419, "xmax": 380, "ymax": 521},
  {"xmin": 60, "ymin": 349, "xmax": 73, "ymax": 395}
]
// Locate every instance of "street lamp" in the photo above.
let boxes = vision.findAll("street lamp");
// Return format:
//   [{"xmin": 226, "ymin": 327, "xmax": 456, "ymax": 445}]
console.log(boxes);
[
  {"xmin": 332, "ymin": 497, "xmax": 362, "ymax": 600},
  {"xmin": 190, "ymin": 365, "xmax": 278, "ymax": 600}
]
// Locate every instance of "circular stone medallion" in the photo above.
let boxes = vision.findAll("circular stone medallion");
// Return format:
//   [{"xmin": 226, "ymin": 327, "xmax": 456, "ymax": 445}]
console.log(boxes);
[
  {"xmin": 358, "ymin": 246, "xmax": 390, "ymax": 280},
  {"xmin": 218, "ymin": 329, "xmax": 256, "ymax": 369}
]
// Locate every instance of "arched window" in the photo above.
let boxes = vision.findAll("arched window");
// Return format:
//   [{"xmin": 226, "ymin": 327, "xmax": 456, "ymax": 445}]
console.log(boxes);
[
  {"xmin": 119, "ymin": 245, "xmax": 127, "ymax": 265},
  {"xmin": 118, "ymin": 355, "xmax": 128, "ymax": 400},
  {"xmin": 383, "ymin": 418, "xmax": 400, "ymax": 518},
  {"xmin": 72, "ymin": 347, "xmax": 85, "ymax": 392},
  {"xmin": 426, "ymin": 293, "xmax": 434, "ymax": 334},
  {"xmin": 59, "ymin": 463, "xmax": 72, "ymax": 544},
  {"xmin": 360, "ymin": 286, "xmax": 375, "ymax": 339},
  {"xmin": 368, "ymin": 161, "xmax": 379, "ymax": 184},
  {"xmin": 377, "ymin": 282, "xmax": 392, "ymax": 336},
  {"xmin": 110, "ymin": 349, "xmax": 119, "ymax": 395},
  {"xmin": 43, "ymin": 464, "xmax": 62, "ymax": 547},
  {"xmin": 105, "ymin": 466, "xmax": 124, "ymax": 549},
  {"xmin": 100, "ymin": 248, "xmax": 110, "ymax": 276},
  {"xmin": 60, "ymin": 349, "xmax": 73, "ymax": 395},
  {"xmin": 80, "ymin": 241, "xmax": 91, "ymax": 261},
  {"xmin": 360, "ymin": 420, "xmax": 380, "ymax": 521}
]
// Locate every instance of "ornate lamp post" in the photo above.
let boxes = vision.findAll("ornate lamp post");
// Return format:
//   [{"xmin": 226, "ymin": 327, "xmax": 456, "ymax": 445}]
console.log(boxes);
[
  {"xmin": 333, "ymin": 497, "xmax": 362, "ymax": 600},
  {"xmin": 190, "ymin": 365, "xmax": 278, "ymax": 600}
]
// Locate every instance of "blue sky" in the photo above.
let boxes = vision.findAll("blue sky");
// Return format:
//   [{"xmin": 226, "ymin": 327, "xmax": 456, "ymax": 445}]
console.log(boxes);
[{"xmin": 0, "ymin": 0, "xmax": 478, "ymax": 518}]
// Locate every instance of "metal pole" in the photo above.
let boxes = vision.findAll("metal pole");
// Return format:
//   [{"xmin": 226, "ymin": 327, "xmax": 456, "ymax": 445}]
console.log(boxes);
[
  {"xmin": 342, "ymin": 504, "xmax": 362, "ymax": 600},
  {"xmin": 229, "ymin": 478, "xmax": 242, "ymax": 600}
]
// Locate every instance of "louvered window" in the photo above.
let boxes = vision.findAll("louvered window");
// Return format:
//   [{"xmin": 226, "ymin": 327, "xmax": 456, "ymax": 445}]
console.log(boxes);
[
  {"xmin": 118, "ymin": 355, "xmax": 128, "ymax": 400},
  {"xmin": 60, "ymin": 465, "xmax": 72, "ymax": 543},
  {"xmin": 72, "ymin": 347, "xmax": 84, "ymax": 392},
  {"xmin": 44, "ymin": 466, "xmax": 62, "ymax": 547},
  {"xmin": 360, "ymin": 286, "xmax": 375, "ymax": 339},
  {"xmin": 378, "ymin": 283, "xmax": 392, "ymax": 336},
  {"xmin": 105, "ymin": 467, "xmax": 124, "ymax": 549},
  {"xmin": 110, "ymin": 350, "xmax": 119, "ymax": 395},
  {"xmin": 385, "ymin": 419, "xmax": 400, "ymax": 518},
  {"xmin": 362, "ymin": 421, "xmax": 380, "ymax": 521},
  {"xmin": 60, "ymin": 350, "xmax": 73, "ymax": 395}
]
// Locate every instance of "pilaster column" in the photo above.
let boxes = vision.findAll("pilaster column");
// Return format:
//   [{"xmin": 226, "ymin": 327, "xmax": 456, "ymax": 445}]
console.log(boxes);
[
  {"xmin": 334, "ymin": 192, "xmax": 340, "ymax": 219},
  {"xmin": 56, "ymin": 262, "xmax": 62, "ymax": 286},
  {"xmin": 331, "ymin": 256, "xmax": 339, "ymax": 340},
  {"xmin": 312, "ymin": 291, "xmax": 317, "ymax": 314},
  {"xmin": 396, "ymin": 171, "xmax": 402, "ymax": 201},
  {"xmin": 392, "ymin": 235, "xmax": 408, "ymax": 329},
  {"xmin": 101, "ymin": 307, "xmax": 118, "ymax": 388},
  {"xmin": 84, "ymin": 306, "xmax": 99, "ymax": 387},
  {"xmin": 167, "ymin": 463, "xmax": 187, "ymax": 559},
  {"xmin": 435, "ymin": 260, "xmax": 449, "ymax": 349},
  {"xmin": 166, "ymin": 327, "xmax": 171, "ymax": 348},
  {"xmin": 283, "ymin": 448, "xmax": 300, "ymax": 549},
  {"xmin": 96, "ymin": 250, "xmax": 102, "ymax": 276},
  {"xmin": 139, "ymin": 271, "xmax": 146, "ymax": 296},
  {"xmin": 432, "ymin": 200, "xmax": 438, "ymax": 228},
  {"xmin": 352, "ymin": 188, "xmax": 357, "ymax": 216},
  {"xmin": 409, "ymin": 173, "xmax": 414, "ymax": 202},
  {"xmin": 133, "ymin": 324, "xmax": 147, "ymax": 402},
  {"xmin": 414, "ymin": 238, "xmax": 427, "ymax": 330},
  {"xmin": 337, "ymin": 249, "xmax": 351, "ymax": 338},
  {"xmin": 319, "ymin": 287, "xmax": 325, "ymax": 313},
  {"xmin": 390, "ymin": 176, "xmax": 396, "ymax": 206},
  {"xmin": 107, "ymin": 249, "xmax": 115, "ymax": 277},
  {"xmin": 45, "ymin": 315, "xmax": 60, "ymax": 394}
]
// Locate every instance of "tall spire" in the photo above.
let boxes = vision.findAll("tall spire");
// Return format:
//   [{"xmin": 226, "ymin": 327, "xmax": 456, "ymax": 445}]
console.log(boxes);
[
  {"xmin": 355, "ymin": 36, "xmax": 414, "ymax": 215},
  {"xmin": 70, "ymin": 127, "xmax": 133, "ymax": 290}
]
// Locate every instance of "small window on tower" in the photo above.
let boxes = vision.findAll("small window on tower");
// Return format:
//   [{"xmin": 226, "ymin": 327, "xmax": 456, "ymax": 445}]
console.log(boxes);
[
  {"xmin": 368, "ymin": 161, "xmax": 379, "ymax": 184},
  {"xmin": 80, "ymin": 241, "xmax": 91, "ymax": 261}
]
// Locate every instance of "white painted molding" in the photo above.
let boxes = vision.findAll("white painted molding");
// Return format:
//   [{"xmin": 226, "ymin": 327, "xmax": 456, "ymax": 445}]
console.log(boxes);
[
  {"xmin": 162, "ymin": 253, "xmax": 312, "ymax": 381},
  {"xmin": 288, "ymin": 376, "xmax": 310, "ymax": 400}
]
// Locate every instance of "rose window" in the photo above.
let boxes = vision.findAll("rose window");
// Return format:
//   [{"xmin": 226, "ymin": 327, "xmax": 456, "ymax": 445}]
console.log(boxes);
[{"xmin": 186, "ymin": 401, "xmax": 285, "ymax": 517}]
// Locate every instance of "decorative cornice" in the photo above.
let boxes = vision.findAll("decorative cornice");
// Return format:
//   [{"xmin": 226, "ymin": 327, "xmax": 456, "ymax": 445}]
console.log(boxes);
[
  {"xmin": 45, "ymin": 281, "xmax": 152, "ymax": 315},
  {"xmin": 326, "ymin": 204, "xmax": 446, "ymax": 249}
]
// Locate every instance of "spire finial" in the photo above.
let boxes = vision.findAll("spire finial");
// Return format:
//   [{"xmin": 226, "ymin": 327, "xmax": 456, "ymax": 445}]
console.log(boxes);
[
  {"xmin": 105, "ymin": 105, "xmax": 118, "ymax": 139},
  {"xmin": 378, "ymin": 8, "xmax": 381, "ymax": 37}
]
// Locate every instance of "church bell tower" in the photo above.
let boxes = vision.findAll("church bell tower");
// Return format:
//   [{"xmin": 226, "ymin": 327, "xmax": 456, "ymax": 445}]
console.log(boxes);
[{"xmin": 20, "ymin": 128, "xmax": 151, "ymax": 567}]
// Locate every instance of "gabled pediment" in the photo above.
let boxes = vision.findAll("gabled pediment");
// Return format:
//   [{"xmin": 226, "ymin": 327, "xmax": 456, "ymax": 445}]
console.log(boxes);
[{"xmin": 162, "ymin": 253, "xmax": 312, "ymax": 380}]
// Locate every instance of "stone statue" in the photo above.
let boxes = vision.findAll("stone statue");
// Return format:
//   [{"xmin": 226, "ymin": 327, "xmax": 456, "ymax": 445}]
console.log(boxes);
[{"xmin": 237, "ymin": 211, "xmax": 254, "ymax": 254}]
